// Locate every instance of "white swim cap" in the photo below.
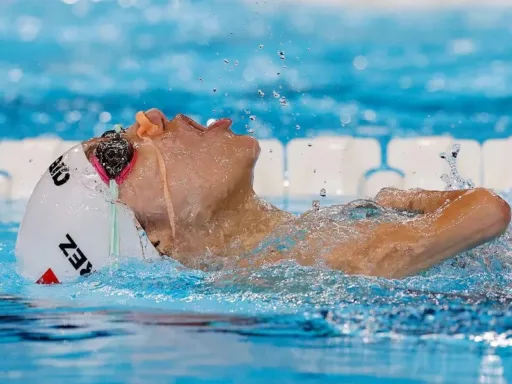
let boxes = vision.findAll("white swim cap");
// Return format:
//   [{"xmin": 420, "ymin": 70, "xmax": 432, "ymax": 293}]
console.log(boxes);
[{"xmin": 15, "ymin": 143, "xmax": 160, "ymax": 284}]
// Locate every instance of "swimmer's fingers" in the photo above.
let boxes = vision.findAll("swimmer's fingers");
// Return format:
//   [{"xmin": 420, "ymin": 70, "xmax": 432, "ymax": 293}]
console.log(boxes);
[
  {"xmin": 375, "ymin": 188, "xmax": 468, "ymax": 214},
  {"xmin": 374, "ymin": 187, "xmax": 415, "ymax": 211},
  {"xmin": 329, "ymin": 188, "xmax": 510, "ymax": 278},
  {"xmin": 375, "ymin": 187, "xmax": 400, "ymax": 205}
]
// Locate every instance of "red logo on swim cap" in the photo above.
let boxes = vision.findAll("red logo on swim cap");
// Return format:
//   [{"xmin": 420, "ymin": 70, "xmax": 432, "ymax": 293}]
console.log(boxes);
[{"xmin": 36, "ymin": 268, "xmax": 60, "ymax": 284}]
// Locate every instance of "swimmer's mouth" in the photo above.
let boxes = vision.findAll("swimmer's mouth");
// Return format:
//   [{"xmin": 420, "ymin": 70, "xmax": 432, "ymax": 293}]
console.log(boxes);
[{"xmin": 178, "ymin": 114, "xmax": 207, "ymax": 133}]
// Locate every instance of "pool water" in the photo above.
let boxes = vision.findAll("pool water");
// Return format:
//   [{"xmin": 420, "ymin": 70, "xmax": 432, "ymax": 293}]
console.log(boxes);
[
  {"xmin": 3, "ymin": 0, "xmax": 512, "ymax": 382},
  {"xmin": 2, "ymin": 203, "xmax": 512, "ymax": 383}
]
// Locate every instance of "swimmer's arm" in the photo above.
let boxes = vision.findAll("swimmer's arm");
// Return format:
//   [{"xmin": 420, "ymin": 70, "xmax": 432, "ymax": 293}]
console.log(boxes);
[
  {"xmin": 328, "ymin": 188, "xmax": 511, "ymax": 278},
  {"xmin": 374, "ymin": 187, "xmax": 469, "ymax": 213}
]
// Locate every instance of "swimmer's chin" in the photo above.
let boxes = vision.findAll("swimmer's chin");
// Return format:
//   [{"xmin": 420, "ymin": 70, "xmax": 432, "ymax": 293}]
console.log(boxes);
[{"xmin": 238, "ymin": 135, "xmax": 260, "ymax": 159}]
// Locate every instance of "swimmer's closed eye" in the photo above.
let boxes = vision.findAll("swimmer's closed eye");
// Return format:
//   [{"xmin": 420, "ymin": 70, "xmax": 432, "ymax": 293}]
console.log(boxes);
[{"xmin": 136, "ymin": 111, "xmax": 164, "ymax": 138}]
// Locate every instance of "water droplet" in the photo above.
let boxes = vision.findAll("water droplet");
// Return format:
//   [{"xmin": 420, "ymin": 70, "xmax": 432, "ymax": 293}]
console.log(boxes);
[
  {"xmin": 269, "ymin": 149, "xmax": 273, "ymax": 153},
  {"xmin": 452, "ymin": 143, "xmax": 461, "ymax": 158},
  {"xmin": 278, "ymin": 50, "xmax": 285, "ymax": 60},
  {"xmin": 66, "ymin": 110, "xmax": 81, "ymax": 123},
  {"xmin": 273, "ymin": 90, "xmax": 280, "ymax": 98},
  {"xmin": 259, "ymin": 44, "xmax": 264, "ymax": 49},
  {"xmin": 308, "ymin": 143, "xmax": 312, "ymax": 147},
  {"xmin": 279, "ymin": 97, "xmax": 288, "ymax": 107},
  {"xmin": 213, "ymin": 88, "xmax": 217, "ymax": 93},
  {"xmin": 439, "ymin": 144, "xmax": 475, "ymax": 190},
  {"xmin": 440, "ymin": 174, "xmax": 453, "ymax": 190},
  {"xmin": 99, "ymin": 111, "xmax": 111, "ymax": 123},
  {"xmin": 313, "ymin": 169, "xmax": 316, "ymax": 173},
  {"xmin": 353, "ymin": 55, "xmax": 368, "ymax": 71},
  {"xmin": 296, "ymin": 124, "xmax": 301, "ymax": 130},
  {"xmin": 312, "ymin": 200, "xmax": 320, "ymax": 211},
  {"xmin": 223, "ymin": 59, "xmax": 229, "ymax": 64},
  {"xmin": 258, "ymin": 90, "xmax": 265, "ymax": 97},
  {"xmin": 363, "ymin": 109, "xmax": 377, "ymax": 122},
  {"xmin": 250, "ymin": 115, "xmax": 256, "ymax": 121},
  {"xmin": 8, "ymin": 68, "xmax": 23, "ymax": 82},
  {"xmin": 320, "ymin": 188, "xmax": 327, "ymax": 197},
  {"xmin": 247, "ymin": 128, "xmax": 255, "ymax": 134},
  {"xmin": 199, "ymin": 77, "xmax": 203, "ymax": 82},
  {"xmin": 234, "ymin": 60, "xmax": 239, "ymax": 66}
]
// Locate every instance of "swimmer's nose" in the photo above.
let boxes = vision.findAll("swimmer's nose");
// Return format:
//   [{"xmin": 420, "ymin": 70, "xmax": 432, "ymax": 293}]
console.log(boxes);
[
  {"xmin": 143, "ymin": 108, "xmax": 167, "ymax": 130},
  {"xmin": 135, "ymin": 108, "xmax": 167, "ymax": 138}
]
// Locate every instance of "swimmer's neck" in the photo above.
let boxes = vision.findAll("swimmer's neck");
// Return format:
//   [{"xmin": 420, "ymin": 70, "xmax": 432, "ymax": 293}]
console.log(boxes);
[{"xmin": 169, "ymin": 193, "xmax": 293, "ymax": 265}]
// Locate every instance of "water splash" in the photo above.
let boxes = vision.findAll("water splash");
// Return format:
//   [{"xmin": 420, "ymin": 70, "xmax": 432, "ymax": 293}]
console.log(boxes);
[{"xmin": 440, "ymin": 144, "xmax": 475, "ymax": 190}]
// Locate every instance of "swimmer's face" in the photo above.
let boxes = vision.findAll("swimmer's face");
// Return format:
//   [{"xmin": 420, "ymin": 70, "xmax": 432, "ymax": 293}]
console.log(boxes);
[{"xmin": 84, "ymin": 110, "xmax": 260, "ymax": 234}]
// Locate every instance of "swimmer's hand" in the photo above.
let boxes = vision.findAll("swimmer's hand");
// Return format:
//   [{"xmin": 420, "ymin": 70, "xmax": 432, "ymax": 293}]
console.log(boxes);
[
  {"xmin": 375, "ymin": 187, "xmax": 469, "ymax": 214},
  {"xmin": 329, "ymin": 187, "xmax": 511, "ymax": 278}
]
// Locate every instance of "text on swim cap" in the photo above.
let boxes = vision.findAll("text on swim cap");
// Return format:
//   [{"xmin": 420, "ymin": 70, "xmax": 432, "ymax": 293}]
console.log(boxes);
[
  {"xmin": 49, "ymin": 155, "xmax": 70, "ymax": 186},
  {"xmin": 59, "ymin": 234, "xmax": 93, "ymax": 276}
]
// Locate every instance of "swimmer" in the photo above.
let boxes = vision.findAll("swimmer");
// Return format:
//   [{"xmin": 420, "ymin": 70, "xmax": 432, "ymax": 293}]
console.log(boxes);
[{"xmin": 16, "ymin": 109, "xmax": 512, "ymax": 282}]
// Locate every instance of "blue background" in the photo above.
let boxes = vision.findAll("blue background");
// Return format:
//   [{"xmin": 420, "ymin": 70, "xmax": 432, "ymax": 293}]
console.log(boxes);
[{"xmin": 1, "ymin": 0, "xmax": 512, "ymax": 145}]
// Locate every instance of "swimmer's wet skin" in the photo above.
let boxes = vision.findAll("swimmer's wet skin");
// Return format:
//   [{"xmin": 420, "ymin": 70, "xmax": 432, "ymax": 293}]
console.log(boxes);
[
  {"xmin": 16, "ymin": 108, "xmax": 512, "ymax": 281},
  {"xmin": 86, "ymin": 109, "xmax": 512, "ymax": 278}
]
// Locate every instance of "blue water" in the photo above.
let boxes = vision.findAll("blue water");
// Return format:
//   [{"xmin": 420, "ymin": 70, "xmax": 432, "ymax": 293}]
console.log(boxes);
[
  {"xmin": 3, "ymin": 0, "xmax": 512, "ymax": 382},
  {"xmin": 2, "ymin": 0, "xmax": 512, "ymax": 143},
  {"xmin": 2, "ymin": 211, "xmax": 512, "ymax": 383}
]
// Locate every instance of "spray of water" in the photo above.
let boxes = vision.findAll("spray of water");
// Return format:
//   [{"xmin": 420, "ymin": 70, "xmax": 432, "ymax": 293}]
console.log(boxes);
[
  {"xmin": 440, "ymin": 144, "xmax": 475, "ymax": 190},
  {"xmin": 438, "ymin": 143, "xmax": 512, "ymax": 281}
]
